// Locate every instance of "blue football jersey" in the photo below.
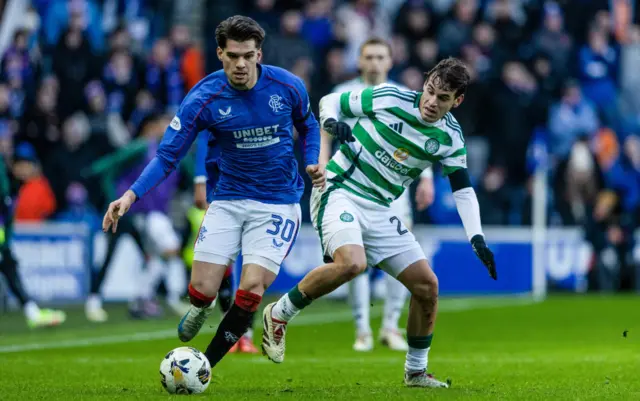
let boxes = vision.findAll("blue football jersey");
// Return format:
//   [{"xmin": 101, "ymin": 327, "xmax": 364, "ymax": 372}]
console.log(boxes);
[{"xmin": 130, "ymin": 64, "xmax": 320, "ymax": 205}]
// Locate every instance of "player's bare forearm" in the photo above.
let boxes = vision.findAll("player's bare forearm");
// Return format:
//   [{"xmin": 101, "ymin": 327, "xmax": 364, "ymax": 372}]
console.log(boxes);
[
  {"xmin": 194, "ymin": 182, "xmax": 208, "ymax": 210},
  {"xmin": 415, "ymin": 174, "xmax": 435, "ymax": 211},
  {"xmin": 123, "ymin": 189, "xmax": 137, "ymax": 202},
  {"xmin": 319, "ymin": 129, "xmax": 333, "ymax": 165}
]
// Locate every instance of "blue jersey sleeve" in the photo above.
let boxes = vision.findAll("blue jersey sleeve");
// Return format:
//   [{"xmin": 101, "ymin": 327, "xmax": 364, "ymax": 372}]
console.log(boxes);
[
  {"xmin": 194, "ymin": 131, "xmax": 209, "ymax": 183},
  {"xmin": 130, "ymin": 93, "xmax": 212, "ymax": 199},
  {"xmin": 289, "ymin": 76, "xmax": 320, "ymax": 167}
]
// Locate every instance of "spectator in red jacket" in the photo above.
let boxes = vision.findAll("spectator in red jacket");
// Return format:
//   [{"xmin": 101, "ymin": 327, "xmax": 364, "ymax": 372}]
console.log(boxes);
[{"xmin": 12, "ymin": 142, "xmax": 56, "ymax": 222}]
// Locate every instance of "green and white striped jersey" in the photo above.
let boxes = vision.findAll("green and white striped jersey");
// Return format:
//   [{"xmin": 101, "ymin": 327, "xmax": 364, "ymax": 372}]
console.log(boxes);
[{"xmin": 322, "ymin": 84, "xmax": 466, "ymax": 206}]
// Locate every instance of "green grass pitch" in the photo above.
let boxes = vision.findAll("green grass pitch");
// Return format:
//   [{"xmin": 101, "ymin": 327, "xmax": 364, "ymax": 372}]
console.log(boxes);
[{"xmin": 0, "ymin": 295, "xmax": 638, "ymax": 400}]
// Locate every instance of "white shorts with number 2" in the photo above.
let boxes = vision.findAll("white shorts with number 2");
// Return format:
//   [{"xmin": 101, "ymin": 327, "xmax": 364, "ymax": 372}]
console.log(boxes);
[{"xmin": 310, "ymin": 186, "xmax": 425, "ymax": 278}]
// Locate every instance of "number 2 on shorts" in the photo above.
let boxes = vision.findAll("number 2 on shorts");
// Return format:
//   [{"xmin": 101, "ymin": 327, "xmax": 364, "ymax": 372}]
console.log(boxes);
[{"xmin": 389, "ymin": 216, "xmax": 408, "ymax": 235}]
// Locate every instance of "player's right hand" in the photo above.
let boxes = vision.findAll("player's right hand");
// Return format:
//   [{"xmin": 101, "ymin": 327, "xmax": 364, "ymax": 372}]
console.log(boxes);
[
  {"xmin": 194, "ymin": 182, "xmax": 208, "ymax": 210},
  {"xmin": 470, "ymin": 235, "xmax": 497, "ymax": 280},
  {"xmin": 323, "ymin": 118, "xmax": 355, "ymax": 144},
  {"xmin": 103, "ymin": 190, "xmax": 136, "ymax": 233},
  {"xmin": 306, "ymin": 164, "xmax": 326, "ymax": 189},
  {"xmin": 415, "ymin": 176, "xmax": 435, "ymax": 211}
]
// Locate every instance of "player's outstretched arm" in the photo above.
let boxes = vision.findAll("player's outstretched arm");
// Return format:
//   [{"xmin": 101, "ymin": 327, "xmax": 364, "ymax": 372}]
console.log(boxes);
[
  {"xmin": 103, "ymin": 93, "xmax": 210, "ymax": 233},
  {"xmin": 319, "ymin": 93, "xmax": 355, "ymax": 144},
  {"xmin": 447, "ymin": 168, "xmax": 497, "ymax": 280},
  {"xmin": 415, "ymin": 167, "xmax": 435, "ymax": 211},
  {"xmin": 319, "ymin": 129, "xmax": 334, "ymax": 165}
]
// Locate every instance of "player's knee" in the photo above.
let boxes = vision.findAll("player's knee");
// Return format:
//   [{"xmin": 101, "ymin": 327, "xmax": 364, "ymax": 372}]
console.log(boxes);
[
  {"xmin": 334, "ymin": 246, "xmax": 367, "ymax": 281},
  {"xmin": 410, "ymin": 272, "xmax": 439, "ymax": 304},
  {"xmin": 336, "ymin": 260, "xmax": 367, "ymax": 281},
  {"xmin": 237, "ymin": 275, "xmax": 267, "ymax": 296},
  {"xmin": 190, "ymin": 263, "xmax": 220, "ymax": 295},
  {"xmin": 190, "ymin": 277, "xmax": 216, "ymax": 296}
]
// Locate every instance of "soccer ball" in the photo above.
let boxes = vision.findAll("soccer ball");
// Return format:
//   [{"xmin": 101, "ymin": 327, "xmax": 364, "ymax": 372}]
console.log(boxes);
[{"xmin": 159, "ymin": 347, "xmax": 212, "ymax": 394}]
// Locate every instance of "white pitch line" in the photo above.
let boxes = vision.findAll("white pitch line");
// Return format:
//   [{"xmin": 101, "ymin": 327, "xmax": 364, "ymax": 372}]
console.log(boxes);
[{"xmin": 0, "ymin": 297, "xmax": 536, "ymax": 354}]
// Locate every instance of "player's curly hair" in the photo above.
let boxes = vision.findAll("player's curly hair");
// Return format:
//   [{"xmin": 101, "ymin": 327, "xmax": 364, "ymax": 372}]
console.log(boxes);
[
  {"xmin": 216, "ymin": 15, "xmax": 266, "ymax": 49},
  {"xmin": 425, "ymin": 58, "xmax": 470, "ymax": 98}
]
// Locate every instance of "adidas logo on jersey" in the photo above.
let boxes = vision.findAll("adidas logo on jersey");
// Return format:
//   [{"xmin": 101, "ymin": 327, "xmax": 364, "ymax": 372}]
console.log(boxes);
[
  {"xmin": 389, "ymin": 122, "xmax": 404, "ymax": 133},
  {"xmin": 374, "ymin": 149, "xmax": 411, "ymax": 175}
]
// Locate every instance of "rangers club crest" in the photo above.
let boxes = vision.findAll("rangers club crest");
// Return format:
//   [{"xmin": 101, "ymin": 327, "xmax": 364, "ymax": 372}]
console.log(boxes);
[{"xmin": 269, "ymin": 94, "xmax": 284, "ymax": 113}]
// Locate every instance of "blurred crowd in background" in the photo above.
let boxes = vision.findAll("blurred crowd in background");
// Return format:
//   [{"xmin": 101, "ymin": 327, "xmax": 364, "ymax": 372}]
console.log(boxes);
[{"xmin": 1, "ymin": 0, "xmax": 640, "ymax": 286}]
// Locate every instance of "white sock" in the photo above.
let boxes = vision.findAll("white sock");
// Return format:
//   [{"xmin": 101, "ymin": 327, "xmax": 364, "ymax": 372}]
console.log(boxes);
[
  {"xmin": 383, "ymin": 275, "xmax": 408, "ymax": 331},
  {"xmin": 350, "ymin": 272, "xmax": 371, "ymax": 335},
  {"xmin": 141, "ymin": 257, "xmax": 165, "ymax": 300},
  {"xmin": 405, "ymin": 346, "xmax": 430, "ymax": 374},
  {"xmin": 245, "ymin": 328, "xmax": 254, "ymax": 340},
  {"xmin": 24, "ymin": 301, "xmax": 40, "ymax": 320},
  {"xmin": 165, "ymin": 257, "xmax": 187, "ymax": 305},
  {"xmin": 86, "ymin": 294, "xmax": 103, "ymax": 311},
  {"xmin": 271, "ymin": 294, "xmax": 300, "ymax": 322}
]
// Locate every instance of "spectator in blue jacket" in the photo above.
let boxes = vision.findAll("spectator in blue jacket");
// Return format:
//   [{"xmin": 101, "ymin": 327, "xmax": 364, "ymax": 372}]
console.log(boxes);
[
  {"xmin": 577, "ymin": 26, "xmax": 619, "ymax": 125},
  {"xmin": 548, "ymin": 81, "xmax": 599, "ymax": 163},
  {"xmin": 43, "ymin": 0, "xmax": 104, "ymax": 52}
]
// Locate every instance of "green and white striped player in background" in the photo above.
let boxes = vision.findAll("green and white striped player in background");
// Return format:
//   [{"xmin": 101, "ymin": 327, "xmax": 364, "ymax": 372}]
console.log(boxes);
[
  {"xmin": 262, "ymin": 58, "xmax": 498, "ymax": 388},
  {"xmin": 320, "ymin": 38, "xmax": 436, "ymax": 353}
]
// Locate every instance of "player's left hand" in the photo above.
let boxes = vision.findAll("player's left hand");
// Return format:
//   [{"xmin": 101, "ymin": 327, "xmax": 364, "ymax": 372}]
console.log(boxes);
[
  {"xmin": 306, "ymin": 164, "xmax": 326, "ymax": 189},
  {"xmin": 471, "ymin": 235, "xmax": 497, "ymax": 280},
  {"xmin": 103, "ymin": 190, "xmax": 136, "ymax": 233},
  {"xmin": 323, "ymin": 118, "xmax": 355, "ymax": 144}
]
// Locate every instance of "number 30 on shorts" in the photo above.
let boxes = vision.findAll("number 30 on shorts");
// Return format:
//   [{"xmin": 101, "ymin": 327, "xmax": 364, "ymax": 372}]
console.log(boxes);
[{"xmin": 266, "ymin": 214, "xmax": 296, "ymax": 242}]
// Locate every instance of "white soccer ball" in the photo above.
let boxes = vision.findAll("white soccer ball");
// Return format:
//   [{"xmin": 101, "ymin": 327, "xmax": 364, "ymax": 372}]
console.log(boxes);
[{"xmin": 159, "ymin": 347, "xmax": 212, "ymax": 395}]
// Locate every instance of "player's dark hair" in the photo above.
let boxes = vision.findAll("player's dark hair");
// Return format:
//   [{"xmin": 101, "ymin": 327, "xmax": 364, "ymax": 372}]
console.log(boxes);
[
  {"xmin": 359, "ymin": 37, "xmax": 392, "ymax": 57},
  {"xmin": 215, "ymin": 15, "xmax": 266, "ymax": 49},
  {"xmin": 425, "ymin": 57, "xmax": 470, "ymax": 98}
]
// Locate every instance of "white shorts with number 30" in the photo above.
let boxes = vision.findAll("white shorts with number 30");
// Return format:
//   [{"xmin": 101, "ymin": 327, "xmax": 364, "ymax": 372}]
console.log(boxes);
[
  {"xmin": 310, "ymin": 186, "xmax": 425, "ymax": 278},
  {"xmin": 193, "ymin": 199, "xmax": 301, "ymax": 274}
]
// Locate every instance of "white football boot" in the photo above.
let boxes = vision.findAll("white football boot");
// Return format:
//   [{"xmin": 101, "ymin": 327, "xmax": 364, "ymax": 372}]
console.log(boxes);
[
  {"xmin": 379, "ymin": 328, "xmax": 409, "ymax": 351},
  {"xmin": 404, "ymin": 371, "xmax": 450, "ymax": 388},
  {"xmin": 261, "ymin": 302, "xmax": 287, "ymax": 363},
  {"xmin": 85, "ymin": 295, "xmax": 108, "ymax": 323},
  {"xmin": 177, "ymin": 299, "xmax": 215, "ymax": 342},
  {"xmin": 353, "ymin": 332, "xmax": 374, "ymax": 352},
  {"xmin": 27, "ymin": 309, "xmax": 66, "ymax": 328}
]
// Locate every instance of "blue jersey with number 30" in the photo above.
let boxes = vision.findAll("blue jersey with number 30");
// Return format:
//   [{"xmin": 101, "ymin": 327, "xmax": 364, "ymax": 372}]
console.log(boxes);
[{"xmin": 130, "ymin": 64, "xmax": 320, "ymax": 205}]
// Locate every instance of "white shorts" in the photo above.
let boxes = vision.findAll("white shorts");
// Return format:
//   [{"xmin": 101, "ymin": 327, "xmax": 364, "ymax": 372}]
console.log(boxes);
[
  {"xmin": 193, "ymin": 199, "xmax": 301, "ymax": 274},
  {"xmin": 310, "ymin": 186, "xmax": 425, "ymax": 278},
  {"xmin": 391, "ymin": 190, "xmax": 413, "ymax": 229},
  {"xmin": 134, "ymin": 211, "xmax": 181, "ymax": 255}
]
